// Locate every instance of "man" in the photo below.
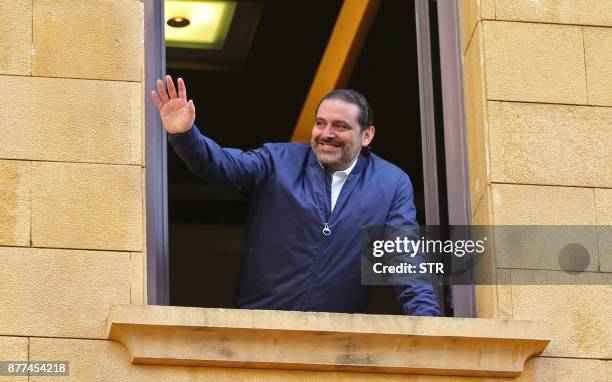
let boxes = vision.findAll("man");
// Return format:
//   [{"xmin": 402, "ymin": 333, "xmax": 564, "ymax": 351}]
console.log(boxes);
[{"xmin": 151, "ymin": 75, "xmax": 440, "ymax": 316}]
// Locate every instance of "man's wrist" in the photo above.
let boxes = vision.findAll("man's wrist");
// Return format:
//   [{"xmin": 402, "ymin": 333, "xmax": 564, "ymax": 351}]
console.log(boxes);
[{"xmin": 167, "ymin": 124, "xmax": 194, "ymax": 137}]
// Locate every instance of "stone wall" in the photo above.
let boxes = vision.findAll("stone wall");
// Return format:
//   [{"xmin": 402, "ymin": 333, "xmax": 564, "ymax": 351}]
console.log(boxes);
[
  {"xmin": 461, "ymin": 0, "xmax": 611, "ymax": 380},
  {"xmin": 0, "ymin": 1, "xmax": 145, "ymax": 380}
]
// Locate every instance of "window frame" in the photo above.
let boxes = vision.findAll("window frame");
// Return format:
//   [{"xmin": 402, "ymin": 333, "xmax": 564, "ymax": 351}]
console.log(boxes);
[{"xmin": 144, "ymin": 0, "xmax": 475, "ymax": 316}]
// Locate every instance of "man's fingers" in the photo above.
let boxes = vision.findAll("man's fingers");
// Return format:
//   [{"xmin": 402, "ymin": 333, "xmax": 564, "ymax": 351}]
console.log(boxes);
[
  {"xmin": 166, "ymin": 75, "xmax": 178, "ymax": 99},
  {"xmin": 156, "ymin": 79, "xmax": 169, "ymax": 103},
  {"xmin": 150, "ymin": 91, "xmax": 163, "ymax": 111},
  {"xmin": 178, "ymin": 78, "xmax": 187, "ymax": 101}
]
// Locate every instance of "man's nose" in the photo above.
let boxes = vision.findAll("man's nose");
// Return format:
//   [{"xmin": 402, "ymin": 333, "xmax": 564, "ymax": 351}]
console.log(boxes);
[{"xmin": 320, "ymin": 124, "xmax": 336, "ymax": 138}]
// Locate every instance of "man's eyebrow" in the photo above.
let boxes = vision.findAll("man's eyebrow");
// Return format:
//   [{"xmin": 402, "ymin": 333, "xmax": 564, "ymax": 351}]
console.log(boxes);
[{"xmin": 332, "ymin": 119, "xmax": 351, "ymax": 126}]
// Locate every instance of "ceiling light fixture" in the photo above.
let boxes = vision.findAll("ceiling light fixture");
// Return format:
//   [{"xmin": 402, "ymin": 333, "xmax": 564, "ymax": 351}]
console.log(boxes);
[
  {"xmin": 165, "ymin": 0, "xmax": 237, "ymax": 49},
  {"xmin": 167, "ymin": 17, "xmax": 190, "ymax": 28}
]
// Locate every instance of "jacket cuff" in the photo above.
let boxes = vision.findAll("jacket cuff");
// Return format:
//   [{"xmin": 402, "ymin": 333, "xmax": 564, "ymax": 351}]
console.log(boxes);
[{"xmin": 167, "ymin": 124, "xmax": 200, "ymax": 146}]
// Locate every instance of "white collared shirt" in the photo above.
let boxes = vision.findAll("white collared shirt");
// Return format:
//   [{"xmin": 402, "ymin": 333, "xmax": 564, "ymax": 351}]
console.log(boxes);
[{"xmin": 330, "ymin": 158, "xmax": 358, "ymax": 212}]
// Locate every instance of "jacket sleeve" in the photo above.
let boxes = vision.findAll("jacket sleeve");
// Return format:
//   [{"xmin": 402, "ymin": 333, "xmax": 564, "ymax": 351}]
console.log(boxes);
[
  {"xmin": 386, "ymin": 173, "xmax": 441, "ymax": 317},
  {"xmin": 167, "ymin": 125, "xmax": 273, "ymax": 195}
]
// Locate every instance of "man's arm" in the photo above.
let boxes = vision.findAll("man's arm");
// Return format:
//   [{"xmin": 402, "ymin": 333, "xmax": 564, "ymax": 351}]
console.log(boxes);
[
  {"xmin": 151, "ymin": 75, "xmax": 271, "ymax": 193},
  {"xmin": 386, "ymin": 173, "xmax": 441, "ymax": 317},
  {"xmin": 168, "ymin": 126, "xmax": 272, "ymax": 194}
]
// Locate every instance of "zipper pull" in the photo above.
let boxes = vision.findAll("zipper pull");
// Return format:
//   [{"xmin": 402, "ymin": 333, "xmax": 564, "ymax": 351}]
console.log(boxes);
[{"xmin": 322, "ymin": 223, "xmax": 331, "ymax": 236}]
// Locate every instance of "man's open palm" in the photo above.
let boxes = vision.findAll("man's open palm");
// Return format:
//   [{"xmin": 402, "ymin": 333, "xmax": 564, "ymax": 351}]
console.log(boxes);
[{"xmin": 150, "ymin": 75, "xmax": 195, "ymax": 135}]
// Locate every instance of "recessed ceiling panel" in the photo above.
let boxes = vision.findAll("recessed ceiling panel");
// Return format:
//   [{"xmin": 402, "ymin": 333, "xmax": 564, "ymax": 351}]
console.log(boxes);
[{"xmin": 165, "ymin": 0, "xmax": 237, "ymax": 49}]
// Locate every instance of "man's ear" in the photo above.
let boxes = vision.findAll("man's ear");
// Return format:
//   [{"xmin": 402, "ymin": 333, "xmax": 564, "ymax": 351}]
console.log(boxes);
[{"xmin": 361, "ymin": 125, "xmax": 375, "ymax": 147}]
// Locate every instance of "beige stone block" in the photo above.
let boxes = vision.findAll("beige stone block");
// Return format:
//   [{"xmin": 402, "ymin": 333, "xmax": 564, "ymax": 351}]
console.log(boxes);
[
  {"xmin": 491, "ymin": 184, "xmax": 599, "ymax": 270},
  {"xmin": 464, "ymin": 25, "xmax": 489, "ymax": 215},
  {"xmin": 510, "ymin": 271, "xmax": 612, "ymax": 358},
  {"xmin": 495, "ymin": 0, "xmax": 612, "ymax": 26},
  {"xmin": 0, "ymin": 160, "xmax": 30, "ymax": 246},
  {"xmin": 32, "ymin": 0, "xmax": 142, "ymax": 81},
  {"xmin": 0, "ymin": 1, "xmax": 32, "ymax": 75},
  {"xmin": 595, "ymin": 188, "xmax": 612, "ymax": 272},
  {"xmin": 141, "ymin": 167, "xmax": 147, "ymax": 303},
  {"xmin": 28, "ymin": 338, "xmax": 497, "ymax": 382},
  {"xmin": 488, "ymin": 101, "xmax": 612, "ymax": 188},
  {"xmin": 475, "ymin": 285, "xmax": 496, "ymax": 319},
  {"xmin": 483, "ymin": 21, "xmax": 587, "ymax": 104},
  {"xmin": 492, "ymin": 183, "xmax": 596, "ymax": 225},
  {"xmin": 460, "ymin": 0, "xmax": 479, "ymax": 53},
  {"xmin": 480, "ymin": 0, "xmax": 495, "ymax": 19},
  {"xmin": 473, "ymin": 190, "xmax": 496, "ymax": 320},
  {"xmin": 0, "ymin": 337, "xmax": 28, "ymax": 382},
  {"xmin": 0, "ymin": 76, "xmax": 141, "ymax": 165},
  {"xmin": 0, "ymin": 247, "xmax": 130, "ymax": 338},
  {"xmin": 496, "ymin": 269, "xmax": 512, "ymax": 320},
  {"xmin": 131, "ymin": 252, "xmax": 144, "ymax": 304},
  {"xmin": 473, "ymin": 186, "xmax": 491, "ymax": 225},
  {"xmin": 518, "ymin": 357, "xmax": 608, "ymax": 382},
  {"xmin": 584, "ymin": 27, "xmax": 612, "ymax": 106},
  {"xmin": 31, "ymin": 162, "xmax": 143, "ymax": 251},
  {"xmin": 131, "ymin": 82, "xmax": 143, "ymax": 165}
]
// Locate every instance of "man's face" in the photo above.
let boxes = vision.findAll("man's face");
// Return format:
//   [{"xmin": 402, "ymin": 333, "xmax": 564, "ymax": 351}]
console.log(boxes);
[{"xmin": 311, "ymin": 99, "xmax": 374, "ymax": 171}]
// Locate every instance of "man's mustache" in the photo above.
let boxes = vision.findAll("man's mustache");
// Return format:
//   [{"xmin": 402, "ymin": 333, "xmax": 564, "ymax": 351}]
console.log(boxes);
[{"xmin": 315, "ymin": 138, "xmax": 342, "ymax": 146}]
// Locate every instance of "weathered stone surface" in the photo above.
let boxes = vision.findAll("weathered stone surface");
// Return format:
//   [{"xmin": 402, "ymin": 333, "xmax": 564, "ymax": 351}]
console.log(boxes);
[
  {"xmin": 491, "ymin": 183, "xmax": 596, "ymax": 225},
  {"xmin": 0, "ymin": 247, "xmax": 130, "ymax": 338},
  {"xmin": 495, "ymin": 0, "xmax": 612, "ymax": 26},
  {"xmin": 518, "ymin": 357, "xmax": 608, "ymax": 382},
  {"xmin": 473, "ymin": 186, "xmax": 491, "ymax": 225},
  {"xmin": 29, "ymin": 338, "xmax": 496, "ymax": 381},
  {"xmin": 510, "ymin": 271, "xmax": 612, "ymax": 359},
  {"xmin": 584, "ymin": 27, "xmax": 612, "ymax": 106},
  {"xmin": 0, "ymin": 1, "xmax": 31, "ymax": 75},
  {"xmin": 475, "ymin": 285, "xmax": 497, "ymax": 319},
  {"xmin": 483, "ymin": 21, "xmax": 587, "ymax": 104},
  {"xmin": 130, "ymin": 252, "xmax": 144, "ymax": 305},
  {"xmin": 491, "ymin": 184, "xmax": 599, "ymax": 271},
  {"xmin": 31, "ymin": 162, "xmax": 143, "ymax": 251},
  {"xmin": 460, "ymin": 0, "xmax": 479, "ymax": 53},
  {"xmin": 464, "ymin": 24, "xmax": 489, "ymax": 215},
  {"xmin": 595, "ymin": 188, "xmax": 612, "ymax": 272},
  {"xmin": 32, "ymin": 0, "xmax": 142, "ymax": 81},
  {"xmin": 496, "ymin": 270, "xmax": 512, "ymax": 320},
  {"xmin": 480, "ymin": 0, "xmax": 495, "ymax": 19},
  {"xmin": 0, "ymin": 337, "xmax": 28, "ymax": 382},
  {"xmin": 0, "ymin": 75, "xmax": 141, "ymax": 165},
  {"xmin": 488, "ymin": 101, "xmax": 612, "ymax": 188},
  {"xmin": 0, "ymin": 160, "xmax": 30, "ymax": 246}
]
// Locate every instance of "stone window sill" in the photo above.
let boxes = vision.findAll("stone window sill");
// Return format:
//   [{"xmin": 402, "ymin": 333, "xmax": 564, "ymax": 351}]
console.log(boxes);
[{"xmin": 107, "ymin": 304, "xmax": 550, "ymax": 378}]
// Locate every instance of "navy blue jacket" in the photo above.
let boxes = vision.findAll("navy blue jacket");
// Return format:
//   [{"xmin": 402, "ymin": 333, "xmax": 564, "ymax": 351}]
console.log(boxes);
[{"xmin": 168, "ymin": 125, "xmax": 440, "ymax": 316}]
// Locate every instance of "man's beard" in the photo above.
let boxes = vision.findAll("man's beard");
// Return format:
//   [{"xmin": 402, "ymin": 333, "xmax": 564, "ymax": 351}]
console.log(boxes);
[{"xmin": 312, "ymin": 138, "xmax": 357, "ymax": 171}]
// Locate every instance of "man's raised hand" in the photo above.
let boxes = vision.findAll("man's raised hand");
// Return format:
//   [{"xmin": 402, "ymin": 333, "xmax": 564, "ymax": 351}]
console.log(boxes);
[{"xmin": 150, "ymin": 75, "xmax": 196, "ymax": 135}]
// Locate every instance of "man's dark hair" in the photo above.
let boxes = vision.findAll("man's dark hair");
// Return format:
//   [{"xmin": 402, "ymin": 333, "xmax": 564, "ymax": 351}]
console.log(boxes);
[{"xmin": 317, "ymin": 89, "xmax": 374, "ymax": 132}]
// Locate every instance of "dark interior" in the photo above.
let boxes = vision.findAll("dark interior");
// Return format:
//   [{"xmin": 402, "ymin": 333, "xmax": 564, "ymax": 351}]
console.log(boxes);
[{"xmin": 167, "ymin": 0, "xmax": 426, "ymax": 314}]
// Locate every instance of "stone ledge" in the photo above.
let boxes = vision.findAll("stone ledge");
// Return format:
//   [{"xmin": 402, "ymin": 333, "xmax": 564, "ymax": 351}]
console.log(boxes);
[{"xmin": 107, "ymin": 304, "xmax": 550, "ymax": 377}]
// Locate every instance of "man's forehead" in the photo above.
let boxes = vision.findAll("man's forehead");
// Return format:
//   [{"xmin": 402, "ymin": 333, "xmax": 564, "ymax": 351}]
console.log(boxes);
[{"xmin": 316, "ymin": 99, "xmax": 360, "ymax": 123}]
